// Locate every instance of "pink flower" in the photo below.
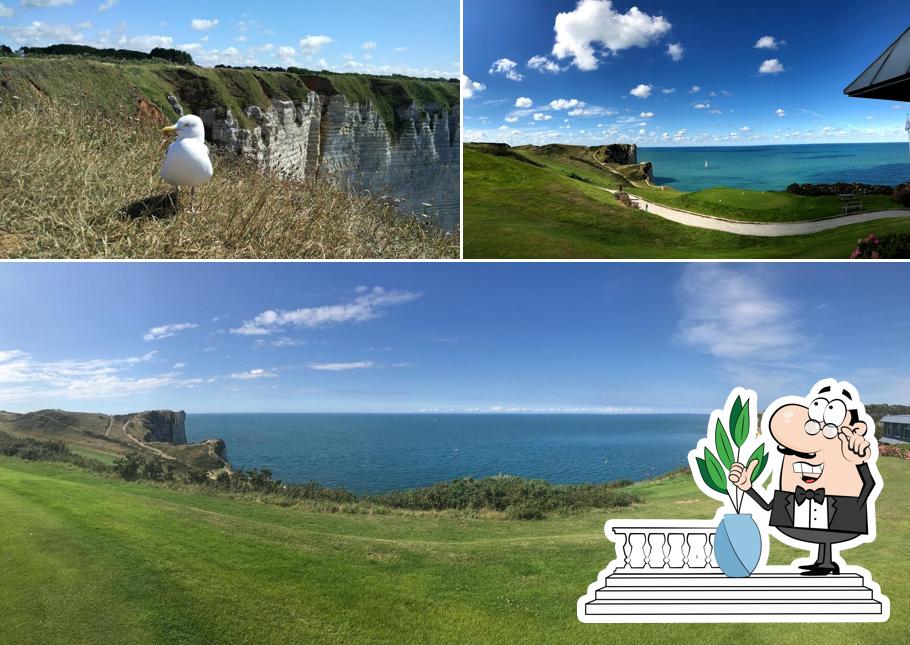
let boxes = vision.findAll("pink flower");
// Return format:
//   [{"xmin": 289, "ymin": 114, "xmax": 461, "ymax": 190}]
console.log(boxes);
[{"xmin": 871, "ymin": 251, "xmax": 880, "ymax": 259}]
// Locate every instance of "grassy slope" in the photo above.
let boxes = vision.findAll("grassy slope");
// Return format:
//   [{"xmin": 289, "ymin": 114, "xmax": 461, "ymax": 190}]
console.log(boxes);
[
  {"xmin": 0, "ymin": 104, "xmax": 456, "ymax": 259},
  {"xmin": 1, "ymin": 456, "xmax": 907, "ymax": 644},
  {"xmin": 0, "ymin": 58, "xmax": 458, "ymax": 134},
  {"xmin": 507, "ymin": 145, "xmax": 906, "ymax": 223},
  {"xmin": 464, "ymin": 147, "xmax": 910, "ymax": 259}
]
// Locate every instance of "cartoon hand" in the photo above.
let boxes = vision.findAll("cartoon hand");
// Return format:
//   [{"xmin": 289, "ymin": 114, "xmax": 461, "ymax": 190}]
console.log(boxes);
[
  {"xmin": 728, "ymin": 461, "xmax": 757, "ymax": 492},
  {"xmin": 839, "ymin": 427, "xmax": 871, "ymax": 464}
]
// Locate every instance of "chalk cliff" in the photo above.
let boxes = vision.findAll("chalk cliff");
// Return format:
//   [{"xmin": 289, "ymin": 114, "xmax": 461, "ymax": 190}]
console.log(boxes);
[{"xmin": 196, "ymin": 94, "xmax": 460, "ymax": 230}]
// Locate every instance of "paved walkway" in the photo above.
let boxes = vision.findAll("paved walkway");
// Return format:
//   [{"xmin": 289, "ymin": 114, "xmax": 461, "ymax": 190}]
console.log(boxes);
[{"xmin": 599, "ymin": 188, "xmax": 910, "ymax": 237}]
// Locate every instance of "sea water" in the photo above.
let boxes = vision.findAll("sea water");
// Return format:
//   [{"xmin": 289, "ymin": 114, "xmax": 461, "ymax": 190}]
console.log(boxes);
[
  {"xmin": 186, "ymin": 413, "xmax": 706, "ymax": 494},
  {"xmin": 638, "ymin": 142, "xmax": 910, "ymax": 192}
]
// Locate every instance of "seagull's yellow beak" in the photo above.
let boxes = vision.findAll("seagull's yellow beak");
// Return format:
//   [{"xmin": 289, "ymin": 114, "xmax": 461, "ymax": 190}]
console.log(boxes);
[{"xmin": 162, "ymin": 125, "xmax": 178, "ymax": 134}]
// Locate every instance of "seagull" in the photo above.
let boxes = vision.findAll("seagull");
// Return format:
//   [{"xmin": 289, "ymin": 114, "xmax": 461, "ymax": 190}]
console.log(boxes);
[{"xmin": 160, "ymin": 115, "xmax": 213, "ymax": 214}]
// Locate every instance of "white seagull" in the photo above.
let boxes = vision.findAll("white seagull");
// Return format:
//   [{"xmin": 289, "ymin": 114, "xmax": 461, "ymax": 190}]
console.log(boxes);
[{"xmin": 160, "ymin": 115, "xmax": 213, "ymax": 213}]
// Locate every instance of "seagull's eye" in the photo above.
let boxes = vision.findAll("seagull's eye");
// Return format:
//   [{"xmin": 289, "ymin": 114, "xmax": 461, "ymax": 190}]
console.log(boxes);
[
  {"xmin": 808, "ymin": 398, "xmax": 827, "ymax": 422},
  {"xmin": 823, "ymin": 400, "xmax": 847, "ymax": 427}
]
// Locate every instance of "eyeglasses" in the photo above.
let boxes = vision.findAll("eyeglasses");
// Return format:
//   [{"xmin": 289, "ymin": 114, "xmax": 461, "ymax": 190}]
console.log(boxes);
[{"xmin": 804, "ymin": 419, "xmax": 839, "ymax": 439}]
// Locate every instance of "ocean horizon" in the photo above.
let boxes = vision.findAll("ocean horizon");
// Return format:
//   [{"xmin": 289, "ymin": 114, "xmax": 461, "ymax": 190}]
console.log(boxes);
[
  {"xmin": 186, "ymin": 413, "xmax": 707, "ymax": 494},
  {"xmin": 638, "ymin": 142, "xmax": 910, "ymax": 192}
]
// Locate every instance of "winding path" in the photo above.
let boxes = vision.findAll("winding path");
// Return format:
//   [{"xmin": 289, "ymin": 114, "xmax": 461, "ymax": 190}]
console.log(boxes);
[{"xmin": 598, "ymin": 187, "xmax": 910, "ymax": 237}]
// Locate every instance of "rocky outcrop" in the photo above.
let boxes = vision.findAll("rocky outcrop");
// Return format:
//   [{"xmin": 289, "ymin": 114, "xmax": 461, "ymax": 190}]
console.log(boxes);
[
  {"xmin": 196, "ymin": 94, "xmax": 460, "ymax": 230},
  {"xmin": 600, "ymin": 144, "xmax": 638, "ymax": 165},
  {"xmin": 126, "ymin": 410, "xmax": 187, "ymax": 445}
]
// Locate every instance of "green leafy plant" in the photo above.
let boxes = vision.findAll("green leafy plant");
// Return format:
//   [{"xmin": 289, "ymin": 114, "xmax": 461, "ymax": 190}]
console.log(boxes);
[{"xmin": 694, "ymin": 394, "xmax": 769, "ymax": 512}]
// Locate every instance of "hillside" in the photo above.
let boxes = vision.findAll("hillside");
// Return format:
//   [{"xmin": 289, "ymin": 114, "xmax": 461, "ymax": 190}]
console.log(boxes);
[
  {"xmin": 464, "ymin": 143, "xmax": 910, "ymax": 259},
  {"xmin": 0, "ymin": 454, "xmax": 907, "ymax": 643},
  {"xmin": 0, "ymin": 57, "xmax": 460, "ymax": 257},
  {"xmin": 0, "ymin": 409, "xmax": 228, "ymax": 473}
]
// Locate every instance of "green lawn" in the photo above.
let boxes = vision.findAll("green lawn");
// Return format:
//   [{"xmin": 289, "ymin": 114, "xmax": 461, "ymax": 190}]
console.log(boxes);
[
  {"xmin": 1, "ymin": 455, "xmax": 907, "ymax": 644},
  {"xmin": 516, "ymin": 148, "xmax": 907, "ymax": 223},
  {"xmin": 464, "ymin": 147, "xmax": 910, "ymax": 259}
]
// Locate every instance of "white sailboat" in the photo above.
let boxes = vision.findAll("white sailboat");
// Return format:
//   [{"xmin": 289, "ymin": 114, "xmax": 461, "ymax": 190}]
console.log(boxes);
[{"xmin": 704, "ymin": 160, "xmax": 709, "ymax": 169}]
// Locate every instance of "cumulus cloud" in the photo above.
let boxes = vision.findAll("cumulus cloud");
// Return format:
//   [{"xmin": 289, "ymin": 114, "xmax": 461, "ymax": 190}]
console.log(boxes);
[
  {"xmin": 362, "ymin": 40, "xmax": 377, "ymax": 50},
  {"xmin": 754, "ymin": 35, "xmax": 784, "ymax": 50},
  {"xmin": 552, "ymin": 0, "xmax": 671, "ymax": 71},
  {"xmin": 527, "ymin": 54, "xmax": 561, "ymax": 73},
  {"xmin": 630, "ymin": 83, "xmax": 652, "ymax": 99},
  {"xmin": 661, "ymin": 88, "xmax": 675, "ymax": 94},
  {"xmin": 97, "ymin": 0, "xmax": 116, "ymax": 11},
  {"xmin": 0, "ymin": 20, "xmax": 85, "ymax": 46},
  {"xmin": 666, "ymin": 42, "xmax": 684, "ymax": 61},
  {"xmin": 533, "ymin": 113, "xmax": 553, "ymax": 121},
  {"xmin": 639, "ymin": 111, "xmax": 655, "ymax": 118},
  {"xmin": 505, "ymin": 116, "xmax": 519, "ymax": 123},
  {"xmin": 489, "ymin": 57, "xmax": 524, "ymax": 81},
  {"xmin": 462, "ymin": 75, "xmax": 486, "ymax": 99},
  {"xmin": 515, "ymin": 96, "xmax": 533, "ymax": 108},
  {"xmin": 689, "ymin": 85, "xmax": 701, "ymax": 94},
  {"xmin": 693, "ymin": 102, "xmax": 711, "ymax": 109},
  {"xmin": 550, "ymin": 98, "xmax": 584, "ymax": 110},
  {"xmin": 190, "ymin": 18, "xmax": 218, "ymax": 31},
  {"xmin": 0, "ymin": 2, "xmax": 12, "ymax": 17},
  {"xmin": 231, "ymin": 287, "xmax": 421, "ymax": 336},
  {"xmin": 21, "ymin": 0, "xmax": 73, "ymax": 6},
  {"xmin": 775, "ymin": 108, "xmax": 786, "ymax": 117},
  {"xmin": 299, "ymin": 34, "xmax": 333, "ymax": 56},
  {"xmin": 759, "ymin": 58, "xmax": 785, "ymax": 75},
  {"xmin": 143, "ymin": 322, "xmax": 198, "ymax": 342}
]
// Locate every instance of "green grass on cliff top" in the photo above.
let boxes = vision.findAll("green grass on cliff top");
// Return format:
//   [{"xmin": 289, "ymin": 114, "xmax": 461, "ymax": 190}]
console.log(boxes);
[
  {"xmin": 1, "ymin": 455, "xmax": 907, "ymax": 644},
  {"xmin": 464, "ymin": 145, "xmax": 910, "ymax": 259},
  {"xmin": 0, "ymin": 57, "xmax": 458, "ymax": 134}
]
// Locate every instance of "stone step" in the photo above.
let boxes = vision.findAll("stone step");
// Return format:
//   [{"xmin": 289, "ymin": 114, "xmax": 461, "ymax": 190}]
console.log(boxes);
[
  {"xmin": 603, "ymin": 572, "xmax": 865, "ymax": 587},
  {"xmin": 595, "ymin": 585, "xmax": 874, "ymax": 600},
  {"xmin": 584, "ymin": 598, "xmax": 884, "ymax": 616}
]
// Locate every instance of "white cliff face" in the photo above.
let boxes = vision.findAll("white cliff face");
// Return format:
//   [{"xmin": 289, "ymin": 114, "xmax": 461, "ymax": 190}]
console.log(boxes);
[{"xmin": 199, "ymin": 92, "xmax": 459, "ymax": 230}]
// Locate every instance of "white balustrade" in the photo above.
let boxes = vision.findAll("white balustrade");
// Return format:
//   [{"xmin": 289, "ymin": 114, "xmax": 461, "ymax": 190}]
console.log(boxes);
[{"xmin": 609, "ymin": 524, "xmax": 718, "ymax": 571}]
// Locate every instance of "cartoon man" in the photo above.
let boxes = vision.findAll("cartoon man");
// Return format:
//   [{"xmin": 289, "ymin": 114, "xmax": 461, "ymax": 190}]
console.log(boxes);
[{"xmin": 728, "ymin": 380, "xmax": 879, "ymax": 576}]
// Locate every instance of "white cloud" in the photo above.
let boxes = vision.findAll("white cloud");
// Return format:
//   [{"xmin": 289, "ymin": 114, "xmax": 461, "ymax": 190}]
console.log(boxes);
[
  {"xmin": 393, "ymin": 46, "xmax": 407, "ymax": 53},
  {"xmin": 308, "ymin": 362, "xmax": 376, "ymax": 371},
  {"xmin": 693, "ymin": 102, "xmax": 711, "ymax": 109},
  {"xmin": 505, "ymin": 116, "xmax": 519, "ymax": 123},
  {"xmin": 269, "ymin": 337, "xmax": 306, "ymax": 348},
  {"xmin": 775, "ymin": 108, "xmax": 786, "ymax": 117},
  {"xmin": 639, "ymin": 111, "xmax": 655, "ymax": 118},
  {"xmin": 276, "ymin": 45, "xmax": 295, "ymax": 65},
  {"xmin": 230, "ymin": 368, "xmax": 278, "ymax": 381},
  {"xmin": 362, "ymin": 40, "xmax": 377, "ymax": 50},
  {"xmin": 143, "ymin": 322, "xmax": 198, "ymax": 342},
  {"xmin": 550, "ymin": 98, "xmax": 584, "ymax": 110},
  {"xmin": 489, "ymin": 57, "xmax": 523, "ymax": 81},
  {"xmin": 0, "ymin": 20, "xmax": 85, "ymax": 46},
  {"xmin": 125, "ymin": 34, "xmax": 174, "ymax": 51},
  {"xmin": 462, "ymin": 75, "xmax": 486, "ymax": 99},
  {"xmin": 666, "ymin": 42, "xmax": 684, "ymax": 62},
  {"xmin": 97, "ymin": 0, "xmax": 117, "ymax": 11},
  {"xmin": 754, "ymin": 35, "xmax": 784, "ymax": 50},
  {"xmin": 515, "ymin": 96, "xmax": 533, "ymax": 108},
  {"xmin": 568, "ymin": 106, "xmax": 615, "ymax": 117},
  {"xmin": 190, "ymin": 18, "xmax": 218, "ymax": 31},
  {"xmin": 630, "ymin": 83, "xmax": 652, "ymax": 99},
  {"xmin": 740, "ymin": 126, "xmax": 751, "ymax": 132},
  {"xmin": 689, "ymin": 85, "xmax": 701, "ymax": 94},
  {"xmin": 661, "ymin": 88, "xmax": 675, "ymax": 94},
  {"xmin": 552, "ymin": 0, "xmax": 671, "ymax": 71},
  {"xmin": 299, "ymin": 34, "xmax": 332, "ymax": 56},
  {"xmin": 0, "ymin": 2, "xmax": 12, "ymax": 17},
  {"xmin": 527, "ymin": 55, "xmax": 561, "ymax": 73},
  {"xmin": 533, "ymin": 113, "xmax": 553, "ymax": 121},
  {"xmin": 231, "ymin": 287, "xmax": 421, "ymax": 336},
  {"xmin": 173, "ymin": 362, "xmax": 188, "ymax": 370},
  {"xmin": 759, "ymin": 58, "xmax": 785, "ymax": 75},
  {"xmin": 21, "ymin": 0, "xmax": 73, "ymax": 6},
  {"xmin": 676, "ymin": 265, "xmax": 803, "ymax": 359}
]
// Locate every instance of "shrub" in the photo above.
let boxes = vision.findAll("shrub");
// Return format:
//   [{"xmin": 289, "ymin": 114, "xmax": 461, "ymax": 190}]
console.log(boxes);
[
  {"xmin": 850, "ymin": 233, "xmax": 910, "ymax": 259},
  {"xmin": 893, "ymin": 182, "xmax": 910, "ymax": 207},
  {"xmin": 506, "ymin": 501, "xmax": 546, "ymax": 520}
]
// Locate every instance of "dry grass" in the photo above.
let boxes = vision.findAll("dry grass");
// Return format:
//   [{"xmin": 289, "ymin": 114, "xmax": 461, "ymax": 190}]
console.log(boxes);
[{"xmin": 0, "ymin": 104, "xmax": 458, "ymax": 258}]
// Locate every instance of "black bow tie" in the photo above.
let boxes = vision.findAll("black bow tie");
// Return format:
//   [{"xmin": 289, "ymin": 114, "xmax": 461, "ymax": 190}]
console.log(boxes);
[{"xmin": 795, "ymin": 486, "xmax": 826, "ymax": 505}]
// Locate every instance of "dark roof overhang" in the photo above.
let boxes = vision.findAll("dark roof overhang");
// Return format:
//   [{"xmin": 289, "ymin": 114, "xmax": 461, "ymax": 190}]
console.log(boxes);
[{"xmin": 845, "ymin": 26, "xmax": 910, "ymax": 101}]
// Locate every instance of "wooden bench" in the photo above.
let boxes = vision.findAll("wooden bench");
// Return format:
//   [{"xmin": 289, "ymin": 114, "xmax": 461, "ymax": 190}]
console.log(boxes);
[{"xmin": 838, "ymin": 194, "xmax": 863, "ymax": 214}]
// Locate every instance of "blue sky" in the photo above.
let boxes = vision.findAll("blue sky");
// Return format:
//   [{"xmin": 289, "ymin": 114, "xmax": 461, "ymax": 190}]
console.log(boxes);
[
  {"xmin": 464, "ymin": 0, "xmax": 910, "ymax": 147},
  {"xmin": 0, "ymin": 263, "xmax": 908, "ymax": 414},
  {"xmin": 0, "ymin": 0, "xmax": 459, "ymax": 77}
]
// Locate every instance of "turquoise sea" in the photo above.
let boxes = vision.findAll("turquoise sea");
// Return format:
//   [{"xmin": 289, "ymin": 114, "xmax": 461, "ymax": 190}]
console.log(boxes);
[
  {"xmin": 638, "ymin": 142, "xmax": 910, "ymax": 192},
  {"xmin": 186, "ymin": 413, "xmax": 706, "ymax": 494}
]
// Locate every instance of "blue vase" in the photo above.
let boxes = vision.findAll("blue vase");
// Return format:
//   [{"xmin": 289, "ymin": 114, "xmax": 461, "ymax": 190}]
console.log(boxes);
[{"xmin": 714, "ymin": 513, "xmax": 761, "ymax": 577}]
